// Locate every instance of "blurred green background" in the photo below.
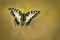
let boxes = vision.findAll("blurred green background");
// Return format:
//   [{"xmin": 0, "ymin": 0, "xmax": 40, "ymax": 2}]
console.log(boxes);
[{"xmin": 0, "ymin": 0, "xmax": 60, "ymax": 40}]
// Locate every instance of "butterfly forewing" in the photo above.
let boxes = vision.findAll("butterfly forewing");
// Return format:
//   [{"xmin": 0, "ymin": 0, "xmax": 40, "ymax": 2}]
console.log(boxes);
[
  {"xmin": 25, "ymin": 10, "xmax": 40, "ymax": 25},
  {"xmin": 9, "ymin": 8, "xmax": 22, "ymax": 25}
]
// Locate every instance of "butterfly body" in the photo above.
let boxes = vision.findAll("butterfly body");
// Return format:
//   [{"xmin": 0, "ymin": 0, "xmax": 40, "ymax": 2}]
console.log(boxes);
[{"xmin": 9, "ymin": 8, "xmax": 40, "ymax": 26}]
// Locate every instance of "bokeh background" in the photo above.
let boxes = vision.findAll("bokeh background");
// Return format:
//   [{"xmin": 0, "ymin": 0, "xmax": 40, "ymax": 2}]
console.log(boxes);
[{"xmin": 0, "ymin": 0, "xmax": 60, "ymax": 40}]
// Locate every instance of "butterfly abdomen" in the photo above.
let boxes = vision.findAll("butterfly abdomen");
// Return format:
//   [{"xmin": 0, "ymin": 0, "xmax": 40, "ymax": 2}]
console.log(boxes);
[{"xmin": 20, "ymin": 14, "xmax": 26, "ymax": 22}]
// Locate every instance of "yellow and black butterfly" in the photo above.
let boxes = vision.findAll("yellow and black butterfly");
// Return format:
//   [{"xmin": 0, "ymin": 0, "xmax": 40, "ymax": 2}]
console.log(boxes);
[{"xmin": 8, "ymin": 8, "xmax": 40, "ymax": 26}]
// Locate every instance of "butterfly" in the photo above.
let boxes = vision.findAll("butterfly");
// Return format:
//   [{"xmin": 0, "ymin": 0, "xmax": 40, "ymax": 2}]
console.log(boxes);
[{"xmin": 8, "ymin": 8, "xmax": 40, "ymax": 26}]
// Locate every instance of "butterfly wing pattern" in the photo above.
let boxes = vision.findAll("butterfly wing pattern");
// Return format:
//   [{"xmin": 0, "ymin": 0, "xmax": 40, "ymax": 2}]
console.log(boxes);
[
  {"xmin": 25, "ymin": 10, "xmax": 40, "ymax": 25},
  {"xmin": 9, "ymin": 8, "xmax": 22, "ymax": 25},
  {"xmin": 8, "ymin": 8, "xmax": 40, "ymax": 26}
]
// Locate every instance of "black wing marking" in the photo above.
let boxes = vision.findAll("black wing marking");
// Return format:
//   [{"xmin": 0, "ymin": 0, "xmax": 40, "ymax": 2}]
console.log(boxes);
[
  {"xmin": 14, "ymin": 18, "xmax": 20, "ymax": 25},
  {"xmin": 25, "ymin": 10, "xmax": 40, "ymax": 25},
  {"xmin": 8, "ymin": 8, "xmax": 22, "ymax": 25}
]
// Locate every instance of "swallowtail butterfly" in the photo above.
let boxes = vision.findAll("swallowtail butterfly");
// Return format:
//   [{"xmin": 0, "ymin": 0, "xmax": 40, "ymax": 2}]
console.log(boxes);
[{"xmin": 8, "ymin": 8, "xmax": 40, "ymax": 26}]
